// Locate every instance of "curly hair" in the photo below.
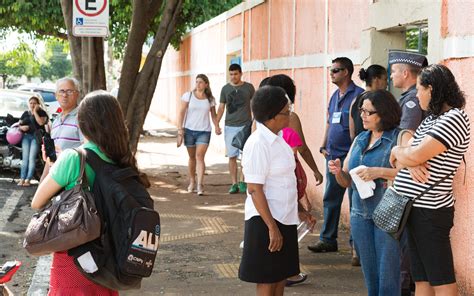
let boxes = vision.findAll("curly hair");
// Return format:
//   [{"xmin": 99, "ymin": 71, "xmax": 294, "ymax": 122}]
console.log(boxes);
[
  {"xmin": 418, "ymin": 64, "xmax": 465, "ymax": 116},
  {"xmin": 359, "ymin": 90, "xmax": 401, "ymax": 131}
]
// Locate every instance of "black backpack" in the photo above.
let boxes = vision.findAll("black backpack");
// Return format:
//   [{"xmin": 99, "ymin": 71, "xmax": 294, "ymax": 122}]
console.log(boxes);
[{"xmin": 69, "ymin": 148, "xmax": 161, "ymax": 290}]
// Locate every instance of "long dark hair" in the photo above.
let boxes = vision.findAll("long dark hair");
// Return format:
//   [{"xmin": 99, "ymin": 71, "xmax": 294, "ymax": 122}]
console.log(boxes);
[
  {"xmin": 78, "ymin": 90, "xmax": 150, "ymax": 187},
  {"xmin": 418, "ymin": 64, "xmax": 465, "ymax": 116},
  {"xmin": 195, "ymin": 74, "xmax": 214, "ymax": 102},
  {"xmin": 359, "ymin": 65, "xmax": 386, "ymax": 87}
]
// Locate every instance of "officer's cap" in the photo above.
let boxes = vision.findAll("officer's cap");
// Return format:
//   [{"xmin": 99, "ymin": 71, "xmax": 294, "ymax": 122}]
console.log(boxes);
[{"xmin": 388, "ymin": 50, "xmax": 428, "ymax": 67}]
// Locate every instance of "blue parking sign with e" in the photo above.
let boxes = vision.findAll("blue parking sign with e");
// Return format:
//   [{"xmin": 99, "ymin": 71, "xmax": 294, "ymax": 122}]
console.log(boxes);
[{"xmin": 76, "ymin": 18, "xmax": 84, "ymax": 25}]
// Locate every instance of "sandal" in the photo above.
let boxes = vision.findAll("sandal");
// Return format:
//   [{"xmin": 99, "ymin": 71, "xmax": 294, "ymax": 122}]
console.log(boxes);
[
  {"xmin": 17, "ymin": 180, "xmax": 24, "ymax": 186},
  {"xmin": 23, "ymin": 180, "xmax": 31, "ymax": 187},
  {"xmin": 286, "ymin": 273, "xmax": 307, "ymax": 287}
]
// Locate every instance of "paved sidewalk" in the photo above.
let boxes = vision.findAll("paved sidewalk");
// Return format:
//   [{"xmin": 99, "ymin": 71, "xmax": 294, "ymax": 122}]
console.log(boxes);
[{"xmin": 126, "ymin": 118, "xmax": 367, "ymax": 295}]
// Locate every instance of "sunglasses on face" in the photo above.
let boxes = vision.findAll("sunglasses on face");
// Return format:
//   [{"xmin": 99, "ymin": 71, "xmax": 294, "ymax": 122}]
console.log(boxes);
[
  {"xmin": 359, "ymin": 108, "xmax": 378, "ymax": 117},
  {"xmin": 330, "ymin": 68, "xmax": 345, "ymax": 74}
]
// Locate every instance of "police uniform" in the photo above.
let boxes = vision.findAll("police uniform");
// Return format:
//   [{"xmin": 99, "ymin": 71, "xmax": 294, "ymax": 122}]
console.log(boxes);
[{"xmin": 389, "ymin": 50, "xmax": 428, "ymax": 131}]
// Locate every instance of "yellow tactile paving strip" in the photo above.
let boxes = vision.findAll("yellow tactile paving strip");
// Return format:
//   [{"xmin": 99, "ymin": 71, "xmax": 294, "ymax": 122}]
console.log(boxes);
[
  {"xmin": 160, "ymin": 213, "xmax": 231, "ymax": 242},
  {"xmin": 212, "ymin": 263, "xmax": 311, "ymax": 279}
]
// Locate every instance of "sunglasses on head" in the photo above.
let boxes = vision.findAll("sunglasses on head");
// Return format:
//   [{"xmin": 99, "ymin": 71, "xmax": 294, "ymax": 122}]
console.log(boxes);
[{"xmin": 330, "ymin": 68, "xmax": 346, "ymax": 74}]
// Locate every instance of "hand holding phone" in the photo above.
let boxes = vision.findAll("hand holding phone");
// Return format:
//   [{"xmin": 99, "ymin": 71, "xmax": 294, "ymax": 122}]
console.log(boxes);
[
  {"xmin": 42, "ymin": 134, "xmax": 57, "ymax": 162},
  {"xmin": 0, "ymin": 261, "xmax": 21, "ymax": 284}
]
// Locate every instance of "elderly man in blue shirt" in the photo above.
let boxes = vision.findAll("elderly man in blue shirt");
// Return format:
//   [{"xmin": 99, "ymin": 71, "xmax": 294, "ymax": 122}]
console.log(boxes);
[{"xmin": 308, "ymin": 57, "xmax": 364, "ymax": 256}]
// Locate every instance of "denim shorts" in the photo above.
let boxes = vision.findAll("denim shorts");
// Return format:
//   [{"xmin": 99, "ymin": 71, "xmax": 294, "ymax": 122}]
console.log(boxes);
[
  {"xmin": 224, "ymin": 125, "xmax": 246, "ymax": 158},
  {"xmin": 184, "ymin": 128, "xmax": 211, "ymax": 147}
]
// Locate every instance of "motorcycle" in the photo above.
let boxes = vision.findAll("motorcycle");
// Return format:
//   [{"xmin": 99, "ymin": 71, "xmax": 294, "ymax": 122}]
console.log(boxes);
[{"xmin": 0, "ymin": 114, "xmax": 44, "ymax": 180}]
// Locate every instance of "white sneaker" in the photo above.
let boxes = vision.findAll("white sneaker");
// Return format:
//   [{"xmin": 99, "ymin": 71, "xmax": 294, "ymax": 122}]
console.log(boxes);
[
  {"xmin": 187, "ymin": 183, "xmax": 195, "ymax": 193},
  {"xmin": 197, "ymin": 185, "xmax": 204, "ymax": 196}
]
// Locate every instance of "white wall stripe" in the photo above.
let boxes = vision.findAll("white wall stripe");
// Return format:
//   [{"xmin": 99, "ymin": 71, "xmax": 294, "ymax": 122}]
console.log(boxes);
[
  {"xmin": 226, "ymin": 36, "xmax": 242, "ymax": 54},
  {"xmin": 242, "ymin": 50, "xmax": 361, "ymax": 72},
  {"xmin": 159, "ymin": 50, "xmax": 362, "ymax": 79},
  {"xmin": 443, "ymin": 35, "xmax": 474, "ymax": 60}
]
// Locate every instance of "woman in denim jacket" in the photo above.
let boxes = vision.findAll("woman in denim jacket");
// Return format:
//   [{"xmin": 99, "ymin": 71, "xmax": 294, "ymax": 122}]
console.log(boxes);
[{"xmin": 328, "ymin": 90, "xmax": 401, "ymax": 296}]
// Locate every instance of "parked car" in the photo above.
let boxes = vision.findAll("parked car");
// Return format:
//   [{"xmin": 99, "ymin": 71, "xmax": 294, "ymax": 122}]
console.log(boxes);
[
  {"xmin": 0, "ymin": 89, "xmax": 46, "ymax": 178},
  {"xmin": 17, "ymin": 83, "xmax": 60, "ymax": 116}
]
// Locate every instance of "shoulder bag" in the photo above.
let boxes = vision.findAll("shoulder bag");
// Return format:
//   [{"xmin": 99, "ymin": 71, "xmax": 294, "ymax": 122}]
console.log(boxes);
[
  {"xmin": 177, "ymin": 91, "xmax": 193, "ymax": 147},
  {"xmin": 23, "ymin": 148, "xmax": 101, "ymax": 256},
  {"xmin": 231, "ymin": 120, "xmax": 252, "ymax": 150},
  {"xmin": 373, "ymin": 128, "xmax": 455, "ymax": 241}
]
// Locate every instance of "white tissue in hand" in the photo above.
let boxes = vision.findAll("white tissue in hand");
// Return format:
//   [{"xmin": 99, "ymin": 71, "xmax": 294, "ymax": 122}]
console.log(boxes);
[{"xmin": 349, "ymin": 165, "xmax": 376, "ymax": 199}]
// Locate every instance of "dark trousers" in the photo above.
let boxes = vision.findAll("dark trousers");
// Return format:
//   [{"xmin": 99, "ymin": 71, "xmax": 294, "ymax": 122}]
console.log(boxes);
[
  {"xmin": 400, "ymin": 230, "xmax": 413, "ymax": 293},
  {"xmin": 320, "ymin": 158, "xmax": 347, "ymax": 245}
]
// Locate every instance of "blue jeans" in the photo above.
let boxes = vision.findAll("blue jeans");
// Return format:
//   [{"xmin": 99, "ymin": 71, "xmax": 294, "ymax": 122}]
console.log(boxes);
[
  {"xmin": 20, "ymin": 133, "xmax": 39, "ymax": 180},
  {"xmin": 320, "ymin": 157, "xmax": 347, "ymax": 245},
  {"xmin": 351, "ymin": 214, "xmax": 400, "ymax": 296}
]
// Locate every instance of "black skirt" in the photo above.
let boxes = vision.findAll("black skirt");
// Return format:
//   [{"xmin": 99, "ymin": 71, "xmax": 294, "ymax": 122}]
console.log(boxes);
[{"xmin": 239, "ymin": 216, "xmax": 299, "ymax": 283}]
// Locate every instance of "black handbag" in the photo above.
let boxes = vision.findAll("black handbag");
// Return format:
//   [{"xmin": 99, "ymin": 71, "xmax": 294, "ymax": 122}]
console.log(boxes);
[
  {"xmin": 231, "ymin": 121, "xmax": 252, "ymax": 150},
  {"xmin": 373, "ymin": 171, "xmax": 454, "ymax": 240}
]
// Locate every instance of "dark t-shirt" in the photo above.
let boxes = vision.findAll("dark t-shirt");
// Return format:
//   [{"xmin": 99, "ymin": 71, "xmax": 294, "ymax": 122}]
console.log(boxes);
[
  {"xmin": 19, "ymin": 109, "xmax": 48, "ymax": 134},
  {"xmin": 350, "ymin": 92, "xmax": 366, "ymax": 138},
  {"xmin": 219, "ymin": 82, "xmax": 255, "ymax": 127}
]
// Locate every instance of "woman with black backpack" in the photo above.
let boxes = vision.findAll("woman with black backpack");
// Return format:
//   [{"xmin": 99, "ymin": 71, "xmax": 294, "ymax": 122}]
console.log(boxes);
[{"xmin": 32, "ymin": 90, "xmax": 149, "ymax": 295}]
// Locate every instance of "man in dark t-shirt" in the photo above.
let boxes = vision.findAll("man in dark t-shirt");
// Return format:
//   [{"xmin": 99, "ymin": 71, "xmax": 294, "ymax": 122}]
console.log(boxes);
[{"xmin": 216, "ymin": 64, "xmax": 255, "ymax": 194}]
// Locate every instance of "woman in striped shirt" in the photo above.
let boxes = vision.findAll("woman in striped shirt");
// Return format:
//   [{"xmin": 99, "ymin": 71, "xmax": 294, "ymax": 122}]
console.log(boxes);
[{"xmin": 390, "ymin": 64, "xmax": 470, "ymax": 296}]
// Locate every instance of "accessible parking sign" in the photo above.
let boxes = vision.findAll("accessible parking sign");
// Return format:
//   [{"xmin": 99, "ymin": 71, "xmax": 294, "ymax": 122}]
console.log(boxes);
[{"xmin": 73, "ymin": 0, "xmax": 109, "ymax": 37}]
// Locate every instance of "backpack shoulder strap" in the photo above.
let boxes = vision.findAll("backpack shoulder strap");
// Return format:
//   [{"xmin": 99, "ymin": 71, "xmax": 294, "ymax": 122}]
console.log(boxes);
[{"xmin": 84, "ymin": 148, "xmax": 106, "ymax": 172}]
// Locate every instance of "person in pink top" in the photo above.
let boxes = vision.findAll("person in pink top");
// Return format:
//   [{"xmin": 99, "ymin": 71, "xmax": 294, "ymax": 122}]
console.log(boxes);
[{"xmin": 282, "ymin": 127, "xmax": 303, "ymax": 153}]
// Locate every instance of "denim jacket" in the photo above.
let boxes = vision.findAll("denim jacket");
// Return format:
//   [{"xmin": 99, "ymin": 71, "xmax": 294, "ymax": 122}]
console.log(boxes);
[{"xmin": 348, "ymin": 128, "xmax": 399, "ymax": 219}]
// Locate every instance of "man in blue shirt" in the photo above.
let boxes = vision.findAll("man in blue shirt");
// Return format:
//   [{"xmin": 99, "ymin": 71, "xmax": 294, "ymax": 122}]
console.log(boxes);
[{"xmin": 308, "ymin": 57, "xmax": 364, "ymax": 253}]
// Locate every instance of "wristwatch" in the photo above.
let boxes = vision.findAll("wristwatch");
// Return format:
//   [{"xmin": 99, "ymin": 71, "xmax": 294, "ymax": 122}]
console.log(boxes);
[{"xmin": 319, "ymin": 147, "xmax": 326, "ymax": 154}]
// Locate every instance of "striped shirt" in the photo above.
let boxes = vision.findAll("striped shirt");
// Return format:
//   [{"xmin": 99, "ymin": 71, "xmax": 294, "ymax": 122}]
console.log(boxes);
[
  {"xmin": 51, "ymin": 107, "xmax": 84, "ymax": 151},
  {"xmin": 393, "ymin": 108, "xmax": 470, "ymax": 209}
]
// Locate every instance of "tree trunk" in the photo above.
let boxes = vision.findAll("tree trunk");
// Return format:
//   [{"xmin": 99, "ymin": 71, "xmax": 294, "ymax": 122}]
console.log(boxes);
[
  {"xmin": 60, "ymin": 0, "xmax": 106, "ymax": 97},
  {"xmin": 126, "ymin": 0, "xmax": 184, "ymax": 153}
]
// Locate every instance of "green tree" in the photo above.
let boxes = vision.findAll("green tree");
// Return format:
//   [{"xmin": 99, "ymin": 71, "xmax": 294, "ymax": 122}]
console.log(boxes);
[
  {"xmin": 0, "ymin": 0, "xmax": 240, "ymax": 152},
  {"xmin": 0, "ymin": 42, "xmax": 39, "ymax": 85},
  {"xmin": 39, "ymin": 38, "xmax": 72, "ymax": 82}
]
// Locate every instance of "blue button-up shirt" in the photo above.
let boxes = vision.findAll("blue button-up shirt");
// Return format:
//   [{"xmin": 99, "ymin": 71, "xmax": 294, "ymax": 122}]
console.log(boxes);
[{"xmin": 325, "ymin": 82, "xmax": 364, "ymax": 159}]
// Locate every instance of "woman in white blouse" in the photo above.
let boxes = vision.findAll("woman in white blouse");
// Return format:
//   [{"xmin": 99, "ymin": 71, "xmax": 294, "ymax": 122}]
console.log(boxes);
[
  {"xmin": 238, "ymin": 86, "xmax": 312, "ymax": 296},
  {"xmin": 176, "ymin": 74, "xmax": 221, "ymax": 195}
]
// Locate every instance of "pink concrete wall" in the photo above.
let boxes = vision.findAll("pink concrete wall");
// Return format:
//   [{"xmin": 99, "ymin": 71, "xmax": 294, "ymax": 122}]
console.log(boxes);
[
  {"xmin": 295, "ymin": 0, "xmax": 325, "ymax": 55},
  {"xmin": 443, "ymin": 57, "xmax": 474, "ymax": 294},
  {"xmin": 250, "ymin": 4, "xmax": 269, "ymax": 60},
  {"xmin": 270, "ymin": 0, "xmax": 294, "ymax": 58},
  {"xmin": 328, "ymin": 0, "xmax": 368, "ymax": 53},
  {"xmin": 226, "ymin": 14, "xmax": 242, "ymax": 41},
  {"xmin": 441, "ymin": 0, "xmax": 474, "ymax": 37}
]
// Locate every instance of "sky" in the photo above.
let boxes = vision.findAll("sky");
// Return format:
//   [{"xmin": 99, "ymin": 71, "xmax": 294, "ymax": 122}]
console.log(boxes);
[{"xmin": 1, "ymin": 31, "xmax": 45, "ymax": 55}]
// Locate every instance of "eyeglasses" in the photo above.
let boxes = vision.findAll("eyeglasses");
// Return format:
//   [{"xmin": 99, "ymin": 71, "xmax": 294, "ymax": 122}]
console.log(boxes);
[
  {"xmin": 57, "ymin": 89, "xmax": 77, "ymax": 96},
  {"xmin": 330, "ymin": 68, "xmax": 345, "ymax": 74},
  {"xmin": 359, "ymin": 108, "xmax": 378, "ymax": 117}
]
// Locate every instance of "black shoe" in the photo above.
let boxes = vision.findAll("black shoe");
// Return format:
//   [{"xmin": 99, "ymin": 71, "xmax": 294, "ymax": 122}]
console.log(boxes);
[
  {"xmin": 286, "ymin": 273, "xmax": 307, "ymax": 287},
  {"xmin": 307, "ymin": 241, "xmax": 338, "ymax": 253}
]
